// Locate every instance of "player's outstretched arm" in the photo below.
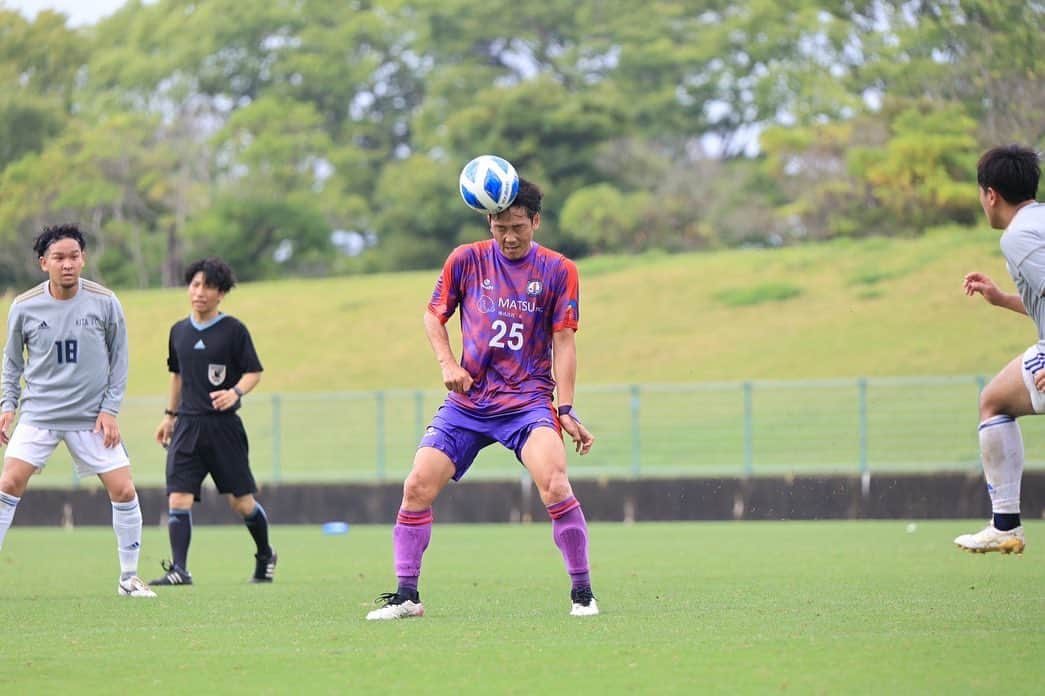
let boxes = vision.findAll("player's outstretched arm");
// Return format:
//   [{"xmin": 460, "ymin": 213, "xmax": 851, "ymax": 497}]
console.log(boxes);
[
  {"xmin": 963, "ymin": 272, "xmax": 1027, "ymax": 314},
  {"xmin": 423, "ymin": 311, "xmax": 473, "ymax": 393}
]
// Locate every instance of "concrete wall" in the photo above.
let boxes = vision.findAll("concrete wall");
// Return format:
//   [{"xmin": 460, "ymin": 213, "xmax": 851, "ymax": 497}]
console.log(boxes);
[{"xmin": 12, "ymin": 472, "xmax": 1045, "ymax": 526}]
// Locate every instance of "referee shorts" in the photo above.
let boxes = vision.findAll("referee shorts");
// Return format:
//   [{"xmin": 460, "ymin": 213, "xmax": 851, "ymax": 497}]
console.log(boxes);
[{"xmin": 166, "ymin": 413, "xmax": 257, "ymax": 500}]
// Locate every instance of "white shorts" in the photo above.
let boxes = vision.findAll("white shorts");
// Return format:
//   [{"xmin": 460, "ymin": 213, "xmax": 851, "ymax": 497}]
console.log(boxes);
[
  {"xmin": 1021, "ymin": 345, "xmax": 1045, "ymax": 414},
  {"xmin": 4, "ymin": 422, "xmax": 130, "ymax": 478}
]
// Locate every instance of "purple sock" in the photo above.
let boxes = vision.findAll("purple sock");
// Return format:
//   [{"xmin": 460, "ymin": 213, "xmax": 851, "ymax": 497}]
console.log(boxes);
[
  {"xmin": 547, "ymin": 497, "xmax": 591, "ymax": 589},
  {"xmin": 394, "ymin": 508, "xmax": 433, "ymax": 591}
]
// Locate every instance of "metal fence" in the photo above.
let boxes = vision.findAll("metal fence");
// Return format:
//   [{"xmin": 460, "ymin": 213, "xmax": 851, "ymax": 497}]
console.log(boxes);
[{"xmin": 39, "ymin": 375, "xmax": 1045, "ymax": 487}]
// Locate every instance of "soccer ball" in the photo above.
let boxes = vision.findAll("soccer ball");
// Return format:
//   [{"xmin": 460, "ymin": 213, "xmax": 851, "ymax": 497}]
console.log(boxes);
[{"xmin": 458, "ymin": 155, "xmax": 520, "ymax": 214}]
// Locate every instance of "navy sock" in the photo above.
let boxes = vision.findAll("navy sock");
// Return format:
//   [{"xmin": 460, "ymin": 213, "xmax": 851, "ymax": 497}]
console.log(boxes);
[
  {"xmin": 993, "ymin": 512, "xmax": 1021, "ymax": 531},
  {"xmin": 168, "ymin": 509, "xmax": 192, "ymax": 570},
  {"xmin": 244, "ymin": 503, "xmax": 272, "ymax": 556},
  {"xmin": 395, "ymin": 584, "xmax": 419, "ymax": 602}
]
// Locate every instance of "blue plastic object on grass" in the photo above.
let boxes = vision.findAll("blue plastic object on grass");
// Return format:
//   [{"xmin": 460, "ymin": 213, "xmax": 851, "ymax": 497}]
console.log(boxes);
[{"xmin": 322, "ymin": 521, "xmax": 350, "ymax": 535}]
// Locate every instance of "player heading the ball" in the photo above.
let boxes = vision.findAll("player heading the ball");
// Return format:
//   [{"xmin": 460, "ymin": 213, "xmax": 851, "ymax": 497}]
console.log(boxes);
[{"xmin": 367, "ymin": 175, "xmax": 599, "ymax": 620}]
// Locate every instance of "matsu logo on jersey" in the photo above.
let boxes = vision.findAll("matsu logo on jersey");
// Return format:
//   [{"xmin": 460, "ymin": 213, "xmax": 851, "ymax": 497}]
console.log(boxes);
[
  {"xmin": 208, "ymin": 364, "xmax": 227, "ymax": 386},
  {"xmin": 526, "ymin": 280, "xmax": 543, "ymax": 296}
]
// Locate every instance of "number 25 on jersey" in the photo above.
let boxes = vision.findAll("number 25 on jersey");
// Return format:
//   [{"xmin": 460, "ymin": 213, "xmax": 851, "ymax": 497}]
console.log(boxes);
[{"xmin": 489, "ymin": 320, "xmax": 524, "ymax": 350}]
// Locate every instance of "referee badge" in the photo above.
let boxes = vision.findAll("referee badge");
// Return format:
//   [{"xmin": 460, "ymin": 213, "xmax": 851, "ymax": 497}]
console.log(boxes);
[{"xmin": 208, "ymin": 364, "xmax": 227, "ymax": 386}]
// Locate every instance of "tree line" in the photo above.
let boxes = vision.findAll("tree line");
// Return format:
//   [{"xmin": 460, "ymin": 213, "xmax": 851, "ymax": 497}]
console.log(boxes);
[{"xmin": 0, "ymin": 0, "xmax": 1041, "ymax": 290}]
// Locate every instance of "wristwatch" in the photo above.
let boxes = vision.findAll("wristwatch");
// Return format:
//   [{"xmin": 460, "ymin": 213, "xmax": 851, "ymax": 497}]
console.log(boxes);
[{"xmin": 232, "ymin": 386, "xmax": 244, "ymax": 398}]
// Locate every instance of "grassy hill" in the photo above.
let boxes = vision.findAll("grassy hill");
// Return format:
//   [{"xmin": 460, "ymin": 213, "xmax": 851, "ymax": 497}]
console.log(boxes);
[
  {"xmin": 0, "ymin": 224, "xmax": 1023, "ymax": 396},
  {"xmin": 83, "ymin": 224, "xmax": 1022, "ymax": 397}
]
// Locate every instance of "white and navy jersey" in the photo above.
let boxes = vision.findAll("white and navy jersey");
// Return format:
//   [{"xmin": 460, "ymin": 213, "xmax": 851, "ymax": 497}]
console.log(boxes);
[
  {"xmin": 1000, "ymin": 202, "xmax": 1045, "ymax": 351},
  {"xmin": 168, "ymin": 314, "xmax": 263, "ymax": 416},
  {"xmin": 1, "ymin": 279, "xmax": 129, "ymax": 430}
]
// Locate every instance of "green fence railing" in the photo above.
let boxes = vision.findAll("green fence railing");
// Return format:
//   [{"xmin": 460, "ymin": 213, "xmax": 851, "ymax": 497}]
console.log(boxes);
[{"xmin": 36, "ymin": 375, "xmax": 1041, "ymax": 487}]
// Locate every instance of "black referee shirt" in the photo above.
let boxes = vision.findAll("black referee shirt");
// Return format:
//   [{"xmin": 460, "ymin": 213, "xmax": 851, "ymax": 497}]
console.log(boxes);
[{"xmin": 167, "ymin": 314, "xmax": 263, "ymax": 416}]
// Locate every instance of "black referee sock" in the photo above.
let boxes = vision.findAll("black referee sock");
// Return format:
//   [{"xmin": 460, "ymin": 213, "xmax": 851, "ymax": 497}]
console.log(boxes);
[
  {"xmin": 168, "ymin": 508, "xmax": 192, "ymax": 570},
  {"xmin": 244, "ymin": 503, "xmax": 272, "ymax": 556}
]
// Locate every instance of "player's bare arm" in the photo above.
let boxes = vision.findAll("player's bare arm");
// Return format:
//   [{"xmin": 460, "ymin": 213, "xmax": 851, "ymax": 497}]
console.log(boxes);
[
  {"xmin": 552, "ymin": 328, "xmax": 594, "ymax": 455},
  {"xmin": 423, "ymin": 310, "xmax": 473, "ymax": 393},
  {"xmin": 210, "ymin": 371, "xmax": 261, "ymax": 412},
  {"xmin": 963, "ymin": 272, "xmax": 1028, "ymax": 314},
  {"xmin": 94, "ymin": 411, "xmax": 121, "ymax": 448},
  {"xmin": 155, "ymin": 373, "xmax": 183, "ymax": 447},
  {"xmin": 0, "ymin": 410, "xmax": 14, "ymax": 446}
]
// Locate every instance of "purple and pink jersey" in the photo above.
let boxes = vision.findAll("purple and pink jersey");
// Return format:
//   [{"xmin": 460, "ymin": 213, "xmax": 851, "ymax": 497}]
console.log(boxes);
[{"xmin": 428, "ymin": 239, "xmax": 580, "ymax": 415}]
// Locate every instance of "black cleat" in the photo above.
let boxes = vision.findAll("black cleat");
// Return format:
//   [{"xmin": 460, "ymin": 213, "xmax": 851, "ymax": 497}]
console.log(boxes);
[
  {"xmin": 148, "ymin": 560, "xmax": 193, "ymax": 586},
  {"xmin": 251, "ymin": 549, "xmax": 277, "ymax": 583},
  {"xmin": 570, "ymin": 586, "xmax": 599, "ymax": 616}
]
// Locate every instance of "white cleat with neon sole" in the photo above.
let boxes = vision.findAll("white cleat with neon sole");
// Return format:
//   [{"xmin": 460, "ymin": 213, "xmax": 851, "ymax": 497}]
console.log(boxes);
[
  {"xmin": 118, "ymin": 575, "xmax": 158, "ymax": 597},
  {"xmin": 954, "ymin": 524, "xmax": 1025, "ymax": 554},
  {"xmin": 366, "ymin": 591, "xmax": 424, "ymax": 620}
]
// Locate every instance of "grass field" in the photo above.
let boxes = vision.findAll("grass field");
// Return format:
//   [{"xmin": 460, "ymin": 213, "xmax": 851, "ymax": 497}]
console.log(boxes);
[{"xmin": 1, "ymin": 521, "xmax": 1042, "ymax": 694}]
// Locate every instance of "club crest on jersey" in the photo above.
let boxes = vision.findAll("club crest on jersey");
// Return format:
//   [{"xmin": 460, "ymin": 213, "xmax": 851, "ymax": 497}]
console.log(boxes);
[
  {"xmin": 482, "ymin": 278, "xmax": 494, "ymax": 290},
  {"xmin": 526, "ymin": 280, "xmax": 543, "ymax": 296},
  {"xmin": 208, "ymin": 364, "xmax": 227, "ymax": 386}
]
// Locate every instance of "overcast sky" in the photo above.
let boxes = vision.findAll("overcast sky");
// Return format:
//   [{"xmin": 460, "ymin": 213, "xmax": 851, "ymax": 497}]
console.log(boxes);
[{"xmin": 3, "ymin": 0, "xmax": 131, "ymax": 26}]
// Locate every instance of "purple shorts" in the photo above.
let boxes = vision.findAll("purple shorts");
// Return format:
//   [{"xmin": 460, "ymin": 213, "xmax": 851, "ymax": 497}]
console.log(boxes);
[{"xmin": 419, "ymin": 400, "xmax": 560, "ymax": 480}]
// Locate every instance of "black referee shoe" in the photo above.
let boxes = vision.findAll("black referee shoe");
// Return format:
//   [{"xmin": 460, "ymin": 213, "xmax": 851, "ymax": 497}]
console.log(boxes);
[
  {"xmin": 251, "ymin": 549, "xmax": 277, "ymax": 583},
  {"xmin": 148, "ymin": 560, "xmax": 193, "ymax": 586}
]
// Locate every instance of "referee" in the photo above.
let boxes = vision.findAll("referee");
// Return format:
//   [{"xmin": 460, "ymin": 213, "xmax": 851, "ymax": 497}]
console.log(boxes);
[{"xmin": 150, "ymin": 257, "xmax": 276, "ymax": 586}]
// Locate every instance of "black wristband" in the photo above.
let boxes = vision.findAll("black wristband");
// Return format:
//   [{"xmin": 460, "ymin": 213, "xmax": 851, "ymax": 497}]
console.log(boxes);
[
  {"xmin": 164, "ymin": 409, "xmax": 177, "ymax": 417},
  {"xmin": 557, "ymin": 405, "xmax": 582, "ymax": 424}
]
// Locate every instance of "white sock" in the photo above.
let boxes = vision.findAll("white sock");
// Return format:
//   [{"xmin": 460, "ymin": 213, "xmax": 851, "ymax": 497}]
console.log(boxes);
[
  {"xmin": 0, "ymin": 492, "xmax": 20, "ymax": 551},
  {"xmin": 111, "ymin": 496, "xmax": 143, "ymax": 577},
  {"xmin": 978, "ymin": 416, "xmax": 1023, "ymax": 515}
]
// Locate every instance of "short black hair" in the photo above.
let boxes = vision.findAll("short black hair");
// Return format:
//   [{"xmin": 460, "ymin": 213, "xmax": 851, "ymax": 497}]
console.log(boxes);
[
  {"xmin": 184, "ymin": 257, "xmax": 237, "ymax": 292},
  {"xmin": 492, "ymin": 177, "xmax": 543, "ymax": 221},
  {"xmin": 977, "ymin": 145, "xmax": 1040, "ymax": 204},
  {"xmin": 33, "ymin": 224, "xmax": 85, "ymax": 258}
]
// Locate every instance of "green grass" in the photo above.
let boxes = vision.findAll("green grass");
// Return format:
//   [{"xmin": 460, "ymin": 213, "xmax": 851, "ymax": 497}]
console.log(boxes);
[
  {"xmin": 0, "ymin": 522, "xmax": 1041, "ymax": 694},
  {"xmin": 713, "ymin": 282, "xmax": 803, "ymax": 306}
]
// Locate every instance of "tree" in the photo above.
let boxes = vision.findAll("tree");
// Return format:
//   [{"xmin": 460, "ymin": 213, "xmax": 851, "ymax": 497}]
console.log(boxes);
[
  {"xmin": 0, "ymin": 112, "xmax": 173, "ymax": 288},
  {"xmin": 0, "ymin": 9, "xmax": 86, "ymax": 170}
]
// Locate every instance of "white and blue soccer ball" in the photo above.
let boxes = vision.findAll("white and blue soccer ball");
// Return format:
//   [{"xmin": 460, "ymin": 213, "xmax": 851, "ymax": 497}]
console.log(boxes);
[{"xmin": 459, "ymin": 155, "xmax": 520, "ymax": 214}]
